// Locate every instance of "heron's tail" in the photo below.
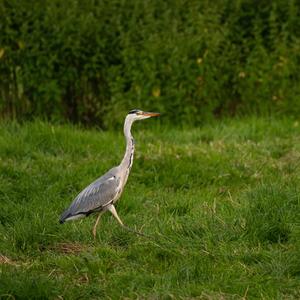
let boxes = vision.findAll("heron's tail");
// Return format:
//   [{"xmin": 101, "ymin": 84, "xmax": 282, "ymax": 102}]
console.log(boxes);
[
  {"xmin": 59, "ymin": 209, "xmax": 86, "ymax": 224},
  {"xmin": 59, "ymin": 208, "xmax": 70, "ymax": 224}
]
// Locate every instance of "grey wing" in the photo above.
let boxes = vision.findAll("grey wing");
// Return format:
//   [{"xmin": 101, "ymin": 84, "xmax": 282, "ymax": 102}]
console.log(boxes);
[{"xmin": 60, "ymin": 168, "xmax": 120, "ymax": 223}]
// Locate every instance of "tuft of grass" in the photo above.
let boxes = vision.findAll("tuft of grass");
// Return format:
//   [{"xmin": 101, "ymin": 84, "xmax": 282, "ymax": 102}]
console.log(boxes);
[
  {"xmin": 0, "ymin": 118, "xmax": 300, "ymax": 299},
  {"xmin": 243, "ymin": 183, "xmax": 299, "ymax": 244}
]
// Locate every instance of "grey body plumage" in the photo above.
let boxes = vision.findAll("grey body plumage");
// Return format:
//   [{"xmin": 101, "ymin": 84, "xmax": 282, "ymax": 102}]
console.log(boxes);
[
  {"xmin": 59, "ymin": 109, "xmax": 160, "ymax": 237},
  {"xmin": 59, "ymin": 167, "xmax": 120, "ymax": 223}
]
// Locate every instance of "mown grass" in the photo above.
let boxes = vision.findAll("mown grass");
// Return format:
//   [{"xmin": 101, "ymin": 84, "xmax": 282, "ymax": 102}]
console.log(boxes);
[{"xmin": 0, "ymin": 118, "xmax": 300, "ymax": 299}]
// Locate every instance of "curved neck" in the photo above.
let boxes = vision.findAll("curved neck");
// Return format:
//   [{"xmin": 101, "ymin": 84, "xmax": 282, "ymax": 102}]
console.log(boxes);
[{"xmin": 120, "ymin": 116, "xmax": 135, "ymax": 170}]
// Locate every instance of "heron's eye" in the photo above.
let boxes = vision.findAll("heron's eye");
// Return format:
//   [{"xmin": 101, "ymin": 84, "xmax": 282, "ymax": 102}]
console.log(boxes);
[{"xmin": 129, "ymin": 109, "xmax": 140, "ymax": 114}]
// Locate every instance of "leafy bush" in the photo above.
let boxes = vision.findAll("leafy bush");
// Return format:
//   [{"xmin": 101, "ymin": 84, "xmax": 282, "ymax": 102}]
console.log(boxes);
[{"xmin": 1, "ymin": 0, "xmax": 300, "ymax": 127}]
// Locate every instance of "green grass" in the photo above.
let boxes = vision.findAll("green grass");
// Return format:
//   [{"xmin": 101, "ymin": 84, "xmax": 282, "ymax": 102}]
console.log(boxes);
[{"xmin": 0, "ymin": 118, "xmax": 300, "ymax": 299}]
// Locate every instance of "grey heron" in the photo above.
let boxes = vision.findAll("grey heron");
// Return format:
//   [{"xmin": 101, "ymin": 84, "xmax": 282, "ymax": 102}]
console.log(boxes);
[{"xmin": 59, "ymin": 109, "xmax": 160, "ymax": 238}]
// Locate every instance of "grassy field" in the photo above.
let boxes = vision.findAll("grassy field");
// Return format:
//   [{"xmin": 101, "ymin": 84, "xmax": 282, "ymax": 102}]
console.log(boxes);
[{"xmin": 0, "ymin": 118, "xmax": 299, "ymax": 299}]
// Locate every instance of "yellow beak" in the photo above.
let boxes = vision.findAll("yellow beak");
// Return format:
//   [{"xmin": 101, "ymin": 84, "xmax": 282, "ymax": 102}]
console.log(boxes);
[{"xmin": 142, "ymin": 112, "xmax": 161, "ymax": 117}]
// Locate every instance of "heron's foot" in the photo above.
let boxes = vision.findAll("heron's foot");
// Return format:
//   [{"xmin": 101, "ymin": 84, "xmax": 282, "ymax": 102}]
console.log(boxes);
[
  {"xmin": 122, "ymin": 224, "xmax": 150, "ymax": 239},
  {"xmin": 107, "ymin": 205, "xmax": 150, "ymax": 239},
  {"xmin": 92, "ymin": 227, "xmax": 97, "ymax": 240}
]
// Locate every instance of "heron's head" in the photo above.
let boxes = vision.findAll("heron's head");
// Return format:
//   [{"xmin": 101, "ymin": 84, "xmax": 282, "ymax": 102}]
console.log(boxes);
[{"xmin": 127, "ymin": 109, "xmax": 160, "ymax": 121}]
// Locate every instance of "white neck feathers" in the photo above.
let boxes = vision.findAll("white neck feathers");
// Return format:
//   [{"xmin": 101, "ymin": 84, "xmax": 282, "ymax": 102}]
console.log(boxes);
[{"xmin": 120, "ymin": 115, "xmax": 135, "ymax": 171}]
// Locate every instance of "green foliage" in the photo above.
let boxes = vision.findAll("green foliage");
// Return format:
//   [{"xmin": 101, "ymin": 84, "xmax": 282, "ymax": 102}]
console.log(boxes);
[
  {"xmin": 1, "ymin": 0, "xmax": 300, "ymax": 127},
  {"xmin": 0, "ymin": 118, "xmax": 300, "ymax": 298}
]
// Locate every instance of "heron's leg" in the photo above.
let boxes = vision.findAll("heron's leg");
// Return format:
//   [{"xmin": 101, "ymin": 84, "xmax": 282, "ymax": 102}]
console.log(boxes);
[
  {"xmin": 107, "ymin": 205, "xmax": 124, "ymax": 227},
  {"xmin": 107, "ymin": 205, "xmax": 149, "ymax": 238},
  {"xmin": 92, "ymin": 211, "xmax": 103, "ymax": 239}
]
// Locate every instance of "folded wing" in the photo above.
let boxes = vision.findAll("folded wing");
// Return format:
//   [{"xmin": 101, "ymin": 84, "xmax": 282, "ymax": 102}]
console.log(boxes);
[{"xmin": 60, "ymin": 168, "xmax": 120, "ymax": 223}]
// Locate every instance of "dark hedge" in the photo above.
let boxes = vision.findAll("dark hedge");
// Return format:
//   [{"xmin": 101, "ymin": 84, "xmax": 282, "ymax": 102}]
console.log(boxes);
[{"xmin": 1, "ymin": 0, "xmax": 300, "ymax": 127}]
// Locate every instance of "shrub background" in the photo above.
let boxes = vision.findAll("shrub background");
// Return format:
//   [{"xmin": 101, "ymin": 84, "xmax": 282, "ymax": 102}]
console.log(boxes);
[{"xmin": 1, "ymin": 0, "xmax": 300, "ymax": 128}]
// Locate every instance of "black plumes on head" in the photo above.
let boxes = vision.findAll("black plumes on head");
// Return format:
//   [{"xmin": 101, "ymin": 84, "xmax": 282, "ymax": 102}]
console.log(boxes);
[{"xmin": 128, "ymin": 109, "xmax": 141, "ymax": 114}]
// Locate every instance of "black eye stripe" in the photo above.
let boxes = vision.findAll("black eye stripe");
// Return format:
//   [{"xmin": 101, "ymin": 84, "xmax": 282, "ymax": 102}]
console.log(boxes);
[{"xmin": 128, "ymin": 109, "xmax": 141, "ymax": 114}]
